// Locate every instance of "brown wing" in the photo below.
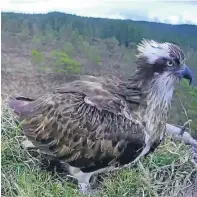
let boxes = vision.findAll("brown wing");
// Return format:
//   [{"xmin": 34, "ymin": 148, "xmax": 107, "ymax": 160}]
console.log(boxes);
[{"xmin": 9, "ymin": 76, "xmax": 145, "ymax": 170}]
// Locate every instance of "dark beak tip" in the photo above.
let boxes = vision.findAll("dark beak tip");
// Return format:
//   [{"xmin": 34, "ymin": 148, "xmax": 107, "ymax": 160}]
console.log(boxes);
[
  {"xmin": 182, "ymin": 66, "xmax": 193, "ymax": 86},
  {"xmin": 189, "ymin": 78, "xmax": 192, "ymax": 86},
  {"xmin": 187, "ymin": 76, "xmax": 192, "ymax": 86}
]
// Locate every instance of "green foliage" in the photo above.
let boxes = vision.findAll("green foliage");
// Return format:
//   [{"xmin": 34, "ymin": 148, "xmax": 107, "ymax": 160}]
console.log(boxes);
[
  {"xmin": 187, "ymin": 51, "xmax": 197, "ymax": 80},
  {"xmin": 151, "ymin": 154, "xmax": 178, "ymax": 167},
  {"xmin": 176, "ymin": 80, "xmax": 197, "ymax": 136},
  {"xmin": 31, "ymin": 49, "xmax": 47, "ymax": 72},
  {"xmin": 32, "ymin": 36, "xmax": 41, "ymax": 44},
  {"xmin": 31, "ymin": 49, "xmax": 81, "ymax": 74},
  {"xmin": 82, "ymin": 41, "xmax": 101, "ymax": 64},
  {"xmin": 62, "ymin": 42, "xmax": 75, "ymax": 57},
  {"xmin": 51, "ymin": 51, "xmax": 81, "ymax": 74},
  {"xmin": 31, "ymin": 49, "xmax": 44, "ymax": 63},
  {"xmin": 172, "ymin": 80, "xmax": 197, "ymax": 137}
]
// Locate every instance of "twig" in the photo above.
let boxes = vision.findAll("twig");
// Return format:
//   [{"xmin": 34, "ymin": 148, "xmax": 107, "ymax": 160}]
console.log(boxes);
[
  {"xmin": 178, "ymin": 97, "xmax": 191, "ymax": 131},
  {"xmin": 166, "ymin": 122, "xmax": 197, "ymax": 148},
  {"xmin": 179, "ymin": 119, "xmax": 192, "ymax": 135},
  {"xmin": 179, "ymin": 97, "xmax": 188, "ymax": 120}
]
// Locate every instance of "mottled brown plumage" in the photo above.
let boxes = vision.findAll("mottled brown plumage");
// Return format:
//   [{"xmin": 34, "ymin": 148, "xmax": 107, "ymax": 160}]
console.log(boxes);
[
  {"xmin": 8, "ymin": 40, "xmax": 193, "ymax": 186},
  {"xmin": 10, "ymin": 76, "xmax": 146, "ymax": 170}
]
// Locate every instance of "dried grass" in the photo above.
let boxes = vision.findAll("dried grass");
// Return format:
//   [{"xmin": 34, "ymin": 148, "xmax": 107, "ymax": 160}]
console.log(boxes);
[{"xmin": 1, "ymin": 99, "xmax": 196, "ymax": 197}]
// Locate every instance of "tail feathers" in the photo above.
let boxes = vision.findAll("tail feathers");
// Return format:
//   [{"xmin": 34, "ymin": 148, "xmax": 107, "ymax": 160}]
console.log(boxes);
[{"xmin": 8, "ymin": 96, "xmax": 35, "ymax": 115}]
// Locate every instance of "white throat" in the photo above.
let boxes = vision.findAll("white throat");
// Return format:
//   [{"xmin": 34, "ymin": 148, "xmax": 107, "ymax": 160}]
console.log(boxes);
[
  {"xmin": 142, "ymin": 72, "xmax": 177, "ymax": 138},
  {"xmin": 147, "ymin": 72, "xmax": 177, "ymax": 110}
]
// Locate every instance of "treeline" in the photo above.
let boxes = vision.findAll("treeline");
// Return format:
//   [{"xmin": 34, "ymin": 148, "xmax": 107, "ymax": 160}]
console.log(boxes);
[{"xmin": 2, "ymin": 11, "xmax": 197, "ymax": 49}]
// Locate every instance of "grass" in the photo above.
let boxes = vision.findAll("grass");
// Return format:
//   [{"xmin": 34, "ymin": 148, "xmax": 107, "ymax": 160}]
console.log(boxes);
[{"xmin": 1, "ymin": 100, "xmax": 196, "ymax": 197}]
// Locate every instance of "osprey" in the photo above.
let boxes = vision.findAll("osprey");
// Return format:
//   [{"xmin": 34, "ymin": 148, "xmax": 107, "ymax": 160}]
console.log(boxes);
[{"xmin": 8, "ymin": 39, "xmax": 193, "ymax": 191}]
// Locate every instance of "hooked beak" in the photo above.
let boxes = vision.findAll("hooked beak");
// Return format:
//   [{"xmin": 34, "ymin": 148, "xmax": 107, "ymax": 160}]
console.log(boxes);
[{"xmin": 179, "ymin": 65, "xmax": 193, "ymax": 85}]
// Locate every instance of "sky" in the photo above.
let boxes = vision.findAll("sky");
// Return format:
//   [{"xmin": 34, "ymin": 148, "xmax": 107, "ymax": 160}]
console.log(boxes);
[{"xmin": 1, "ymin": 0, "xmax": 197, "ymax": 25}]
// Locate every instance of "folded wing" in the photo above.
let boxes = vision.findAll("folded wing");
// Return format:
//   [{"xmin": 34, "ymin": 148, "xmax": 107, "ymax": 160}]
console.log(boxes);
[{"xmin": 8, "ymin": 76, "xmax": 146, "ymax": 171}]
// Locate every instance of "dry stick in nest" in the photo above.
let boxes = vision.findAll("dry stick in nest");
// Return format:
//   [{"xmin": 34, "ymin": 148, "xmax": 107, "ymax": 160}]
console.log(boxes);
[
  {"xmin": 166, "ymin": 120, "xmax": 197, "ymax": 148},
  {"xmin": 167, "ymin": 98, "xmax": 196, "ymax": 166},
  {"xmin": 166, "ymin": 120, "xmax": 197, "ymax": 168},
  {"xmin": 166, "ymin": 119, "xmax": 197, "ymax": 197},
  {"xmin": 178, "ymin": 97, "xmax": 192, "ymax": 131}
]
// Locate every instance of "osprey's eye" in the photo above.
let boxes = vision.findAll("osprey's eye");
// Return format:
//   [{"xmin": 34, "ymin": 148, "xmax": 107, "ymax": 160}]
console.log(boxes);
[{"xmin": 166, "ymin": 60, "xmax": 173, "ymax": 67}]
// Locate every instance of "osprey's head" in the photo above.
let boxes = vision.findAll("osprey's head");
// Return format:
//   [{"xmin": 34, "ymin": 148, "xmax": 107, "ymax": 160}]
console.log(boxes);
[{"xmin": 135, "ymin": 39, "xmax": 193, "ymax": 86}]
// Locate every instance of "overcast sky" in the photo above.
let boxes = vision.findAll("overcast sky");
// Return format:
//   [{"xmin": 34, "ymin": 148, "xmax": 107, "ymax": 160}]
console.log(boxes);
[{"xmin": 1, "ymin": 0, "xmax": 197, "ymax": 25}]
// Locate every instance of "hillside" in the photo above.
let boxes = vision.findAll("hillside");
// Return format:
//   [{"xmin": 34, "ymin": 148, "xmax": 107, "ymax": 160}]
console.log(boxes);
[
  {"xmin": 1, "ymin": 11, "xmax": 197, "ymax": 197},
  {"xmin": 2, "ymin": 12, "xmax": 197, "ymax": 49}
]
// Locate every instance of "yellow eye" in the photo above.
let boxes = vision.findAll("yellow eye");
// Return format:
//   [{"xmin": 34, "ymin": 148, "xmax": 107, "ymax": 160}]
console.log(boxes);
[{"xmin": 167, "ymin": 60, "xmax": 173, "ymax": 67}]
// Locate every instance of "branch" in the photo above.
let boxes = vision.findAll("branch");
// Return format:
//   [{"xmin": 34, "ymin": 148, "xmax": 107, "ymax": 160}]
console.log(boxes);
[
  {"xmin": 178, "ymin": 97, "xmax": 189, "ymax": 120},
  {"xmin": 166, "ymin": 121, "xmax": 197, "ymax": 167},
  {"xmin": 178, "ymin": 97, "xmax": 191, "ymax": 131},
  {"xmin": 166, "ymin": 122, "xmax": 197, "ymax": 148}
]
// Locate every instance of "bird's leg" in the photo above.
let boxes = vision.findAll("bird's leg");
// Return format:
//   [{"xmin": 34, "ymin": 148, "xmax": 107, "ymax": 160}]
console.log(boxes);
[
  {"xmin": 68, "ymin": 166, "xmax": 97, "ymax": 193},
  {"xmin": 68, "ymin": 165, "xmax": 116, "ymax": 193}
]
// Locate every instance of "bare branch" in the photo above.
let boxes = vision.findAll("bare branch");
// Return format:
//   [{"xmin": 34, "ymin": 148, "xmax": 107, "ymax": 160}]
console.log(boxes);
[
  {"xmin": 178, "ymin": 97, "xmax": 192, "ymax": 131},
  {"xmin": 178, "ymin": 97, "xmax": 189, "ymax": 120},
  {"xmin": 166, "ymin": 122, "xmax": 197, "ymax": 148}
]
